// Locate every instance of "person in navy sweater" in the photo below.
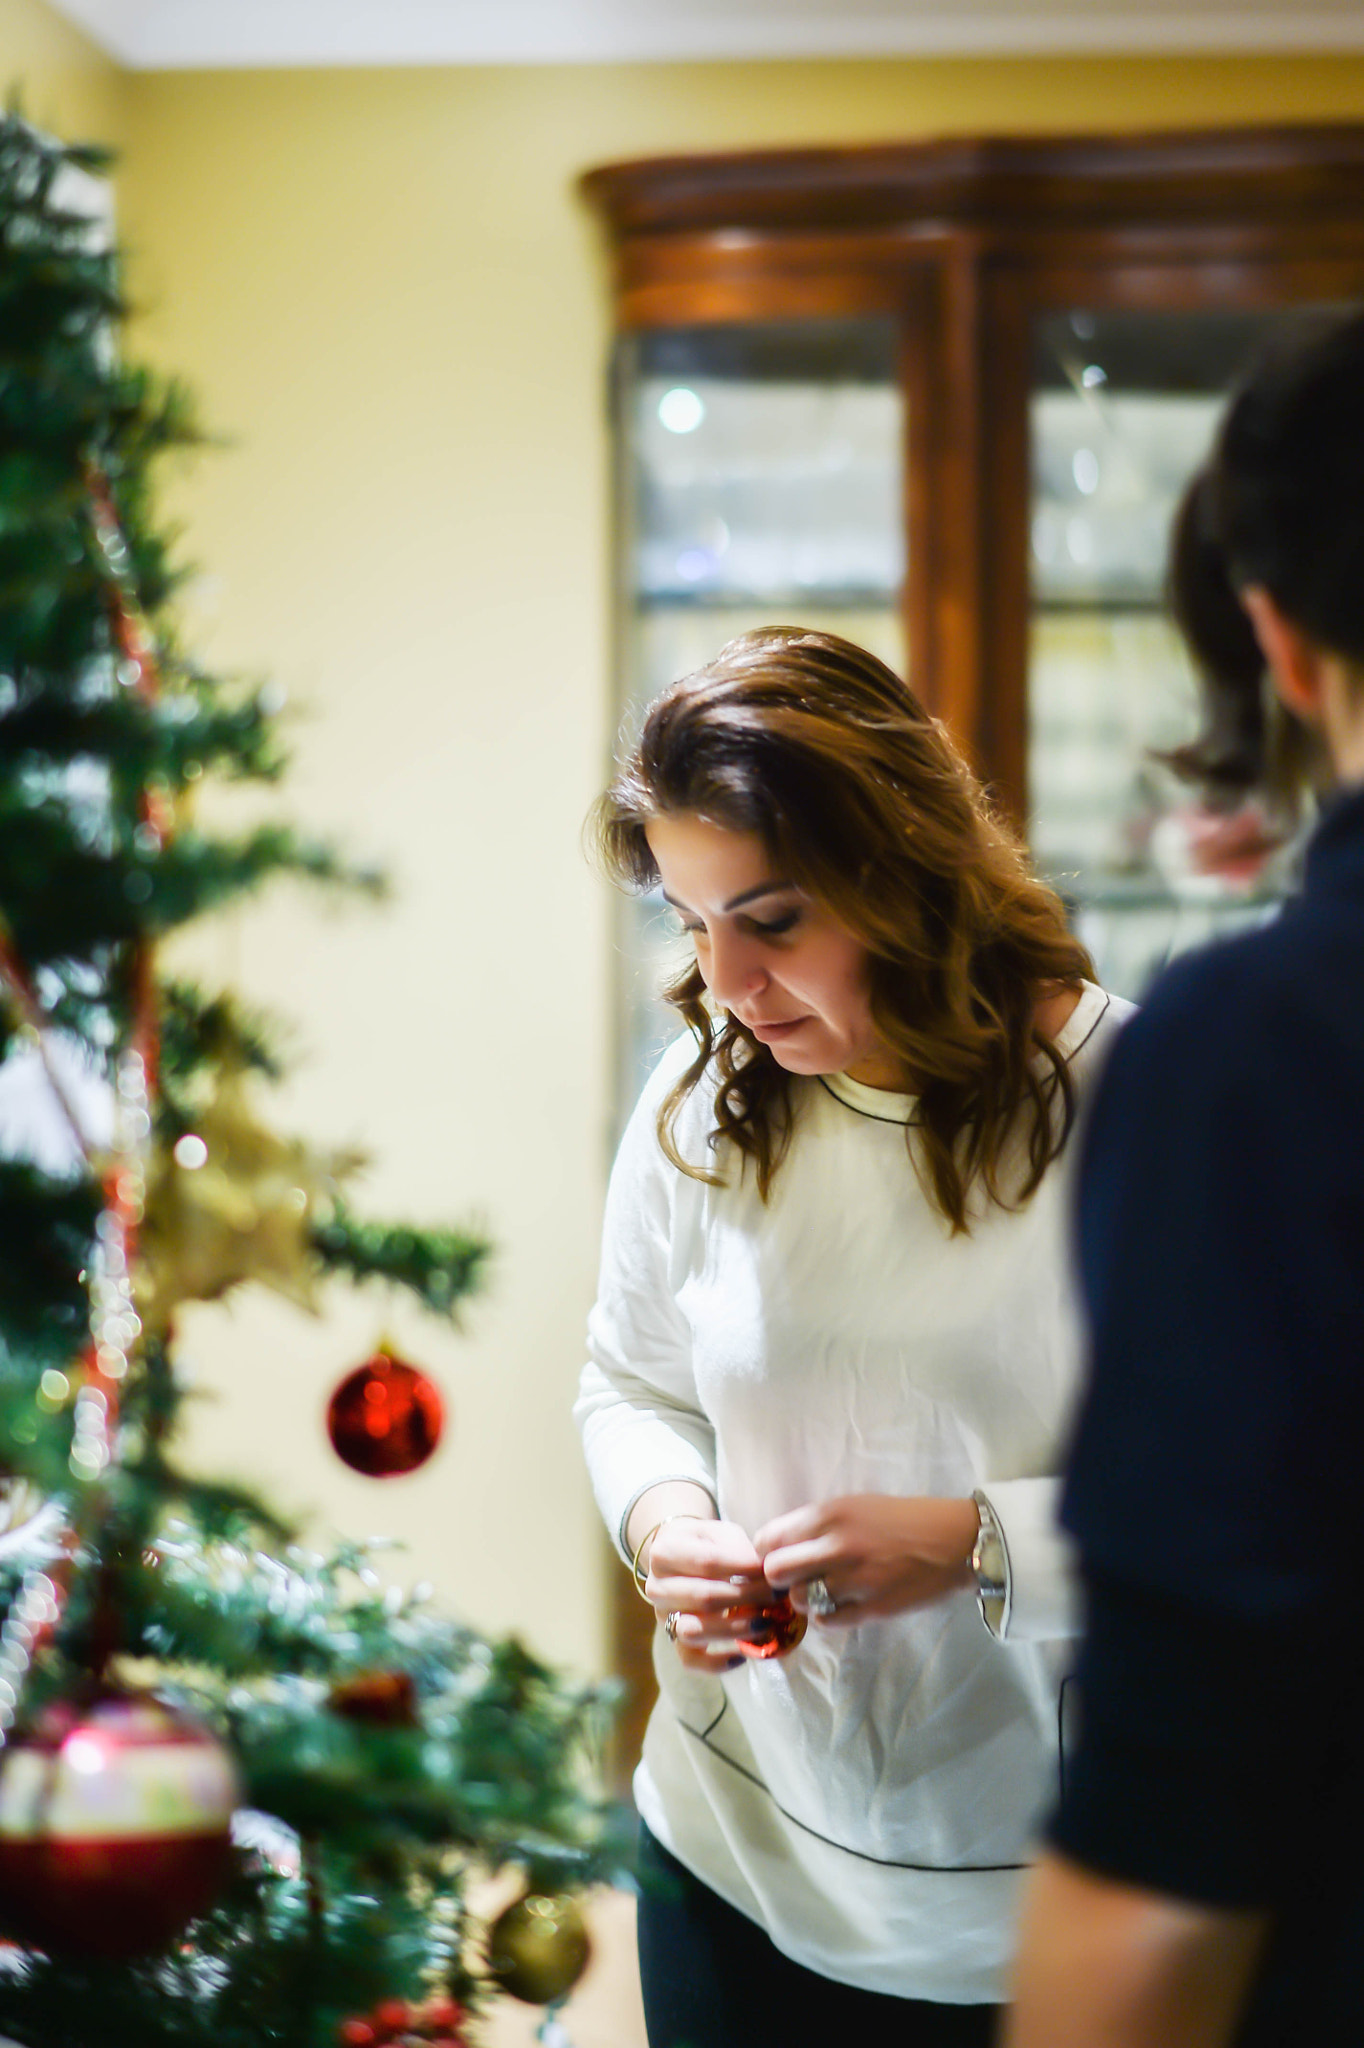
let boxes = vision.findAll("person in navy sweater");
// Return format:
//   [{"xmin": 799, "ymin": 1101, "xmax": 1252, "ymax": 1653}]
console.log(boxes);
[{"xmin": 1006, "ymin": 313, "xmax": 1364, "ymax": 2046}]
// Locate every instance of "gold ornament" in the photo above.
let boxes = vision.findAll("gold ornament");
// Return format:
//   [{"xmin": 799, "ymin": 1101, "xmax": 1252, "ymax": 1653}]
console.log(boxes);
[
  {"xmin": 135, "ymin": 1068, "xmax": 362, "ymax": 1332},
  {"xmin": 485, "ymin": 1890, "xmax": 590, "ymax": 2006}
]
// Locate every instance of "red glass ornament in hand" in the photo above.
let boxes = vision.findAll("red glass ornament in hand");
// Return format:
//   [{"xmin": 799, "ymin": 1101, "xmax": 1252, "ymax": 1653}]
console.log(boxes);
[
  {"xmin": 724, "ymin": 1591, "xmax": 808, "ymax": 1659},
  {"xmin": 327, "ymin": 1348, "xmax": 444, "ymax": 1477}
]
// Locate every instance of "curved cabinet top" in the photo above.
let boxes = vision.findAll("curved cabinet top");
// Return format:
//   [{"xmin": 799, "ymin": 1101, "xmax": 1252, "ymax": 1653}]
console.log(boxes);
[{"xmin": 582, "ymin": 123, "xmax": 1364, "ymax": 242}]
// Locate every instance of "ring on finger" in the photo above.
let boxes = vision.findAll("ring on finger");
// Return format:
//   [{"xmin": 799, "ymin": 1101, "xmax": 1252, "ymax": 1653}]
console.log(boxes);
[
  {"xmin": 805, "ymin": 1576, "xmax": 838, "ymax": 1619},
  {"xmin": 663, "ymin": 1611, "xmax": 681, "ymax": 1643}
]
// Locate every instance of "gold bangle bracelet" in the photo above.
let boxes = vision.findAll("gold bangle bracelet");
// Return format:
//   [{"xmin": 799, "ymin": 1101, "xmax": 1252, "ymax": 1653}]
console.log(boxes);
[{"xmin": 630, "ymin": 1520, "xmax": 666, "ymax": 1602}]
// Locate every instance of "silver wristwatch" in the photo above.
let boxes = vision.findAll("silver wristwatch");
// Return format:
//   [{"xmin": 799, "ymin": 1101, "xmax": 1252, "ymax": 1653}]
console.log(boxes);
[{"xmin": 970, "ymin": 1488, "xmax": 1011, "ymax": 1639}]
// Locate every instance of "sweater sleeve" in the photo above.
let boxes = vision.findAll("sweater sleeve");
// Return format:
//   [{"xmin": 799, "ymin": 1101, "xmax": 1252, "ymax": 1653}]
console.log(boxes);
[{"xmin": 574, "ymin": 1041, "xmax": 718, "ymax": 1559}]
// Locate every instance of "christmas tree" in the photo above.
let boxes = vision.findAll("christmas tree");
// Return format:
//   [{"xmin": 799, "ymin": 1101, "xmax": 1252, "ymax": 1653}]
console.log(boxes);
[{"xmin": 0, "ymin": 112, "xmax": 617, "ymax": 2048}]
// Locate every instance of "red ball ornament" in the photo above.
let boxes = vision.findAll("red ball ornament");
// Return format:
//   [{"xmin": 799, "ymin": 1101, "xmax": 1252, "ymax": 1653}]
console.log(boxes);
[
  {"xmin": 422, "ymin": 1999, "xmax": 465, "ymax": 2032},
  {"xmin": 337, "ymin": 1997, "xmax": 468, "ymax": 2047},
  {"xmin": 327, "ymin": 1348, "xmax": 444, "ymax": 1478},
  {"xmin": 371, "ymin": 2001, "xmax": 413, "ymax": 2034},
  {"xmin": 0, "ymin": 1689, "xmax": 239, "ymax": 1958}
]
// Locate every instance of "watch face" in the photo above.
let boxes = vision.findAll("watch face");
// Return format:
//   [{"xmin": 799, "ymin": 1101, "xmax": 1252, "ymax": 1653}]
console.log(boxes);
[
  {"xmin": 970, "ymin": 1497, "xmax": 1008, "ymax": 1633},
  {"xmin": 975, "ymin": 1550, "xmax": 1006, "ymax": 1597},
  {"xmin": 972, "ymin": 1517, "xmax": 1006, "ymax": 1594},
  {"xmin": 978, "ymin": 1588, "xmax": 1008, "ymax": 1637}
]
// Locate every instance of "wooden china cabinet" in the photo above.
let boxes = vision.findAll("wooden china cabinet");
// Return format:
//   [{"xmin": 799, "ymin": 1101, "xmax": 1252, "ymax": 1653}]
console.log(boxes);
[{"xmin": 581, "ymin": 123, "xmax": 1364, "ymax": 1772}]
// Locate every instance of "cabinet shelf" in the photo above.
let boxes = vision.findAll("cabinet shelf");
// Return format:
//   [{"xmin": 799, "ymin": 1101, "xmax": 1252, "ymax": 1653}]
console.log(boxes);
[
  {"xmin": 1058, "ymin": 881, "xmax": 1285, "ymax": 914},
  {"xmin": 636, "ymin": 585, "xmax": 901, "ymax": 610},
  {"xmin": 1031, "ymin": 593, "xmax": 1167, "ymax": 615}
]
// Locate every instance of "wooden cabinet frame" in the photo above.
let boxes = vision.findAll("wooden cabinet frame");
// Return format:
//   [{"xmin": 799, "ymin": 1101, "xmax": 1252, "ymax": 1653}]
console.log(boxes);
[
  {"xmin": 585, "ymin": 124, "xmax": 1364, "ymax": 811},
  {"xmin": 581, "ymin": 123, "xmax": 1364, "ymax": 1767}
]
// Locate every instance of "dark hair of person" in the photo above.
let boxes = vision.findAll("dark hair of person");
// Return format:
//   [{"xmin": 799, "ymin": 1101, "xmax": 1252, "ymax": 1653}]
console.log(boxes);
[
  {"xmin": 592, "ymin": 628, "xmax": 1094, "ymax": 1234},
  {"xmin": 1165, "ymin": 308, "xmax": 1364, "ymax": 799}
]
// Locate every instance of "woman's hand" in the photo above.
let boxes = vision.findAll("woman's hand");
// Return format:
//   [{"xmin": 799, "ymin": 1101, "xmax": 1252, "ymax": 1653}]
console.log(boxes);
[
  {"xmin": 753, "ymin": 1494, "xmax": 980, "ymax": 1625},
  {"xmin": 642, "ymin": 1513, "xmax": 771, "ymax": 1673}
]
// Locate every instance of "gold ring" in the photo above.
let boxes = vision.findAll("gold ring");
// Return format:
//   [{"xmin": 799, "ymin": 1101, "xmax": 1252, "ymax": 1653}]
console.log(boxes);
[{"xmin": 664, "ymin": 1611, "xmax": 681, "ymax": 1642}]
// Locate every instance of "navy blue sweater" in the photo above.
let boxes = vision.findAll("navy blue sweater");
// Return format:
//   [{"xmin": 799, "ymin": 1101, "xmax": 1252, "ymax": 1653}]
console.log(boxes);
[{"xmin": 1052, "ymin": 782, "xmax": 1364, "ymax": 2045}]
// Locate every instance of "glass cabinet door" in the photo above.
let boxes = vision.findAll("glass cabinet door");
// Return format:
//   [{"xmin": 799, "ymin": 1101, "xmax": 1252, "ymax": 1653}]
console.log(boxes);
[
  {"xmin": 611, "ymin": 318, "xmax": 905, "ymax": 1112},
  {"xmin": 1027, "ymin": 305, "xmax": 1353, "ymax": 1001}
]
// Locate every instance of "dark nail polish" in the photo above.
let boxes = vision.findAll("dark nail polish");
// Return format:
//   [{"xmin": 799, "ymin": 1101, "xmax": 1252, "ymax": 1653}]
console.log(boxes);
[{"xmin": 723, "ymin": 1593, "xmax": 808, "ymax": 1660}]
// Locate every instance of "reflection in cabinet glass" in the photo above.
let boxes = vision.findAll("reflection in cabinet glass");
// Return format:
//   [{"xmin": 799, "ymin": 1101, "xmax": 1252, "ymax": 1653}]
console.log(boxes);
[
  {"xmin": 1028, "ymin": 305, "xmax": 1356, "ymax": 1000},
  {"xmin": 613, "ymin": 320, "xmax": 904, "ymax": 1118}
]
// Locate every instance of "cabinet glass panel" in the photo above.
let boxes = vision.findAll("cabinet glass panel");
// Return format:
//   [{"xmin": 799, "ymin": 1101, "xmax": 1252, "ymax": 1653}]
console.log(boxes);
[
  {"xmin": 612, "ymin": 320, "xmax": 905, "ymax": 1115},
  {"xmin": 1028, "ymin": 306, "xmax": 1351, "ymax": 1002}
]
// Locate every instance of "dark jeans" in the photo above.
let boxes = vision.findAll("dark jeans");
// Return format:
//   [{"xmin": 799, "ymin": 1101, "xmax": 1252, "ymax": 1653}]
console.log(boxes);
[{"xmin": 635, "ymin": 1825, "xmax": 1000, "ymax": 2048}]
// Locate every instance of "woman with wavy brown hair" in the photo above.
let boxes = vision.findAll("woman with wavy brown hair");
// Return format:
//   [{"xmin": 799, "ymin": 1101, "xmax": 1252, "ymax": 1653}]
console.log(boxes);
[{"xmin": 575, "ymin": 627, "xmax": 1130, "ymax": 2047}]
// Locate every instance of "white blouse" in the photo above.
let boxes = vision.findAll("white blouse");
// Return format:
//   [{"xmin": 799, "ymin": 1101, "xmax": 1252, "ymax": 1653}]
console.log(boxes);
[{"xmin": 575, "ymin": 983, "xmax": 1130, "ymax": 2003}]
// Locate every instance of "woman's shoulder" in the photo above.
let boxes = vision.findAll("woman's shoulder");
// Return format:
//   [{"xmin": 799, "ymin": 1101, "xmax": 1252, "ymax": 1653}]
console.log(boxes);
[
  {"xmin": 633, "ymin": 1027, "xmax": 710, "ymax": 1115},
  {"xmin": 1055, "ymin": 980, "xmax": 1136, "ymax": 1080},
  {"xmin": 614, "ymin": 1028, "xmax": 717, "ymax": 1174},
  {"xmin": 639, "ymin": 1025, "xmax": 699, "ymax": 1085}
]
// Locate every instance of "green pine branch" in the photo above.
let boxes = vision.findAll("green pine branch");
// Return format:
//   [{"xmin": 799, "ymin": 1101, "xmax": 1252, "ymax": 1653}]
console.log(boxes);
[
  {"xmin": 311, "ymin": 1203, "xmax": 491, "ymax": 1320},
  {"xmin": 1, "ymin": 108, "xmax": 618, "ymax": 2043},
  {"xmin": 158, "ymin": 981, "xmax": 288, "ymax": 1088}
]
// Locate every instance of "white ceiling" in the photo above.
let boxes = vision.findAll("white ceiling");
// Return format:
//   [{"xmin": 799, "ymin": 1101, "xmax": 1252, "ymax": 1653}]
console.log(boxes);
[{"xmin": 45, "ymin": 0, "xmax": 1364, "ymax": 69}]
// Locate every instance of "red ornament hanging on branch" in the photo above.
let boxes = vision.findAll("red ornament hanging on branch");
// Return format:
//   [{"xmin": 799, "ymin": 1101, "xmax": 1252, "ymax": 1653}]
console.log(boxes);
[
  {"xmin": 326, "ymin": 1347, "xmax": 444, "ymax": 1477},
  {"xmin": 0, "ymin": 1687, "xmax": 239, "ymax": 1958},
  {"xmin": 337, "ymin": 1994, "xmax": 469, "ymax": 2046}
]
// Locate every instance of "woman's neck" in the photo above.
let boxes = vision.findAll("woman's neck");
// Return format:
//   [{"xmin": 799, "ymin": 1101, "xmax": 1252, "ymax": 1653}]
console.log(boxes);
[
  {"xmin": 842, "ymin": 1048, "xmax": 913, "ymax": 1091},
  {"xmin": 841, "ymin": 982, "xmax": 1085, "ymax": 1093}
]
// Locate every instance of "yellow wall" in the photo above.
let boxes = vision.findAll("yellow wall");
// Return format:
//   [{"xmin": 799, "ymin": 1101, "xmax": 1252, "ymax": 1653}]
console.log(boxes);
[
  {"xmin": 6, "ymin": 17, "xmax": 1364, "ymax": 1679},
  {"xmin": 1, "ymin": 0, "xmax": 123, "ymax": 146}
]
